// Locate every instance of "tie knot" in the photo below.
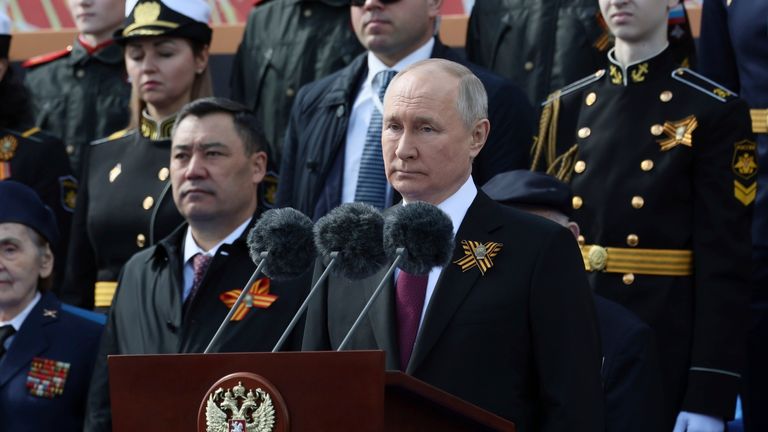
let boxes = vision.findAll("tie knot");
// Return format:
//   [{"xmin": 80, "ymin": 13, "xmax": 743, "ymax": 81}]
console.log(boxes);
[
  {"xmin": 375, "ymin": 69, "xmax": 398, "ymax": 101},
  {"xmin": 193, "ymin": 253, "xmax": 212, "ymax": 278}
]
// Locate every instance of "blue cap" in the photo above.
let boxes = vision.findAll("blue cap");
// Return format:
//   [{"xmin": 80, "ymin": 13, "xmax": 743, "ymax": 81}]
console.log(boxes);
[
  {"xmin": 0, "ymin": 181, "xmax": 59, "ymax": 247},
  {"xmin": 482, "ymin": 170, "xmax": 574, "ymax": 218}
]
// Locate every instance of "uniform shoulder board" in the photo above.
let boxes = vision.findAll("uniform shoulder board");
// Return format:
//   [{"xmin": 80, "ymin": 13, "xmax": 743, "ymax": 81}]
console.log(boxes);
[
  {"xmin": 22, "ymin": 46, "xmax": 74, "ymax": 68},
  {"xmin": 21, "ymin": 127, "xmax": 41, "ymax": 138},
  {"xmin": 542, "ymin": 69, "xmax": 606, "ymax": 106},
  {"xmin": 61, "ymin": 304, "xmax": 107, "ymax": 325},
  {"xmin": 671, "ymin": 68, "xmax": 738, "ymax": 103},
  {"xmin": 92, "ymin": 129, "xmax": 133, "ymax": 145}
]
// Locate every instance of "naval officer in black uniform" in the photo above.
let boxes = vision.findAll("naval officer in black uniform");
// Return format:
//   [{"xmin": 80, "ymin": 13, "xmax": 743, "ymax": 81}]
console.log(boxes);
[
  {"xmin": 63, "ymin": 0, "xmax": 213, "ymax": 309},
  {"xmin": 531, "ymin": 0, "xmax": 754, "ymax": 430}
]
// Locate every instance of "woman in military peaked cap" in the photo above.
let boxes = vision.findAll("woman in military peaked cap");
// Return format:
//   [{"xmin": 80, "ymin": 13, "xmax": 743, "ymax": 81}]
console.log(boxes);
[{"xmin": 64, "ymin": 0, "xmax": 213, "ymax": 310}]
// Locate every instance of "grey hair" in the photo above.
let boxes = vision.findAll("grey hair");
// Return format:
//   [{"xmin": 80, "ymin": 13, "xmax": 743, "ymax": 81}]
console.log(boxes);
[{"xmin": 390, "ymin": 58, "xmax": 488, "ymax": 129}]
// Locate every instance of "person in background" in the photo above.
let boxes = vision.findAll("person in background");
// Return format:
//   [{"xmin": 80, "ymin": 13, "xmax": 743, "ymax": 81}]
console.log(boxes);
[
  {"xmin": 63, "ymin": 0, "xmax": 212, "ymax": 309},
  {"xmin": 482, "ymin": 169, "xmax": 665, "ymax": 432},
  {"xmin": 0, "ymin": 181, "xmax": 104, "ymax": 432},
  {"xmin": 531, "ymin": 0, "xmax": 754, "ymax": 430},
  {"xmin": 699, "ymin": 3, "xmax": 768, "ymax": 430},
  {"xmin": 23, "ymin": 0, "xmax": 130, "ymax": 176},
  {"xmin": 0, "ymin": 9, "xmax": 76, "ymax": 290}
]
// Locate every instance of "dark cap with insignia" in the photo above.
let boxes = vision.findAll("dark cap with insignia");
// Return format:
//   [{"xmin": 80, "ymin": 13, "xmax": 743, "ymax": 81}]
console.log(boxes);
[
  {"xmin": 0, "ymin": 181, "xmax": 60, "ymax": 248},
  {"xmin": 0, "ymin": 9, "xmax": 10, "ymax": 59},
  {"xmin": 115, "ymin": 0, "xmax": 212, "ymax": 45},
  {"xmin": 482, "ymin": 170, "xmax": 574, "ymax": 218}
]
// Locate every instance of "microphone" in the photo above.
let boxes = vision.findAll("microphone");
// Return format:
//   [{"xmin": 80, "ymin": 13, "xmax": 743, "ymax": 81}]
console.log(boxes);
[
  {"xmin": 272, "ymin": 203, "xmax": 387, "ymax": 352},
  {"xmin": 337, "ymin": 201, "xmax": 454, "ymax": 351},
  {"xmin": 204, "ymin": 208, "xmax": 316, "ymax": 354}
]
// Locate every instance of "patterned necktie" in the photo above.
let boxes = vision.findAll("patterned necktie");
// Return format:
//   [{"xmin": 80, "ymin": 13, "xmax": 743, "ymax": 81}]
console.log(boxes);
[
  {"xmin": 395, "ymin": 270, "xmax": 428, "ymax": 370},
  {"xmin": 0, "ymin": 324, "xmax": 16, "ymax": 358},
  {"xmin": 186, "ymin": 253, "xmax": 213, "ymax": 305},
  {"xmin": 354, "ymin": 69, "xmax": 398, "ymax": 209}
]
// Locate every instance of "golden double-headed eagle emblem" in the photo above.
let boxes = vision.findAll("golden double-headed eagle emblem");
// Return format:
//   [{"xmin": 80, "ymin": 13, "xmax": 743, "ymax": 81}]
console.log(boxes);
[{"xmin": 206, "ymin": 382, "xmax": 276, "ymax": 432}]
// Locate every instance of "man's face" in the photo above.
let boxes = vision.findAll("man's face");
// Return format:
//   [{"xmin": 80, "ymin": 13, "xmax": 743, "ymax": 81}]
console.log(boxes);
[
  {"xmin": 350, "ymin": 0, "xmax": 440, "ymax": 66},
  {"xmin": 68, "ymin": 0, "xmax": 125, "ymax": 38},
  {"xmin": 382, "ymin": 67, "xmax": 488, "ymax": 205},
  {"xmin": 0, "ymin": 223, "xmax": 52, "ymax": 314},
  {"xmin": 599, "ymin": 0, "xmax": 675, "ymax": 44},
  {"xmin": 171, "ymin": 113, "xmax": 266, "ymax": 228}
]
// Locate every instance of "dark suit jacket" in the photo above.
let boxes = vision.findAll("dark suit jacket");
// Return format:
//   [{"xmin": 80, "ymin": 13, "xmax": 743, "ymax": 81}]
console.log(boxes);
[
  {"xmin": 276, "ymin": 38, "xmax": 535, "ymax": 219},
  {"xmin": 0, "ymin": 292, "xmax": 104, "ymax": 432},
  {"xmin": 303, "ymin": 191, "xmax": 605, "ymax": 431}
]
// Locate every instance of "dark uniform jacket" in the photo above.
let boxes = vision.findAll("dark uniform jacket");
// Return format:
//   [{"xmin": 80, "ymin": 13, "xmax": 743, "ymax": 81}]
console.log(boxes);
[
  {"xmin": 230, "ymin": 0, "xmax": 364, "ymax": 166},
  {"xmin": 63, "ymin": 117, "xmax": 184, "ymax": 309},
  {"xmin": 276, "ymin": 38, "xmax": 535, "ymax": 219},
  {"xmin": 303, "ymin": 191, "xmax": 605, "ymax": 431},
  {"xmin": 0, "ymin": 292, "xmax": 104, "ymax": 432},
  {"xmin": 532, "ymin": 47, "xmax": 754, "ymax": 425},
  {"xmin": 84, "ymin": 214, "xmax": 310, "ymax": 432},
  {"xmin": 23, "ymin": 39, "xmax": 131, "ymax": 175},
  {"xmin": 0, "ymin": 127, "xmax": 75, "ymax": 287}
]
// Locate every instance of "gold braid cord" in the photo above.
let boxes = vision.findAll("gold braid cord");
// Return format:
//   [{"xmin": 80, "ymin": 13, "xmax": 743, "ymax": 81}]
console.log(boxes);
[{"xmin": 531, "ymin": 90, "xmax": 577, "ymax": 182}]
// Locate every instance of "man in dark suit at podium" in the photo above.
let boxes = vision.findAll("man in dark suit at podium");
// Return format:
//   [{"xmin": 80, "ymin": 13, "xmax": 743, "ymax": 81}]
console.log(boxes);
[{"xmin": 302, "ymin": 59, "xmax": 605, "ymax": 431}]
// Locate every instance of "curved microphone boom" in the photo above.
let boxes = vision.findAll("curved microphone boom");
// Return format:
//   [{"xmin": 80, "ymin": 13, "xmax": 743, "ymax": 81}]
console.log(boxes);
[
  {"xmin": 272, "ymin": 203, "xmax": 387, "ymax": 352},
  {"xmin": 204, "ymin": 208, "xmax": 316, "ymax": 354},
  {"xmin": 337, "ymin": 201, "xmax": 454, "ymax": 351}
]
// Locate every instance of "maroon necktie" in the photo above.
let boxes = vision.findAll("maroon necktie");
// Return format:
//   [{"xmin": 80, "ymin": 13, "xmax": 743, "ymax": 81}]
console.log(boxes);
[
  {"xmin": 395, "ymin": 270, "xmax": 428, "ymax": 370},
  {"xmin": 187, "ymin": 253, "xmax": 212, "ymax": 305}
]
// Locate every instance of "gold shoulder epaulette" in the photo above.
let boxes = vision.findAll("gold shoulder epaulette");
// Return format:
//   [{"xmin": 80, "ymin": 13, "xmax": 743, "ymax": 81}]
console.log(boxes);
[
  {"xmin": 542, "ymin": 69, "xmax": 606, "ymax": 106},
  {"xmin": 92, "ymin": 129, "xmax": 132, "ymax": 145},
  {"xmin": 21, "ymin": 127, "xmax": 41, "ymax": 138},
  {"xmin": 671, "ymin": 68, "xmax": 738, "ymax": 103}
]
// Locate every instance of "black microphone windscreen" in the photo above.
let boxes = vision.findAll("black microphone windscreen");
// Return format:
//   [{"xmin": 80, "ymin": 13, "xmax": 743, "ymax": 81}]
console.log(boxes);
[
  {"xmin": 383, "ymin": 202, "xmax": 454, "ymax": 275},
  {"xmin": 247, "ymin": 208, "xmax": 316, "ymax": 280},
  {"xmin": 314, "ymin": 202, "xmax": 388, "ymax": 279}
]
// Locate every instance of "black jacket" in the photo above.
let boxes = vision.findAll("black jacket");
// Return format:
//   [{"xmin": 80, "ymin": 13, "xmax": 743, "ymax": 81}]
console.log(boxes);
[
  {"xmin": 276, "ymin": 38, "xmax": 535, "ymax": 219},
  {"xmin": 84, "ymin": 215, "xmax": 311, "ymax": 432}
]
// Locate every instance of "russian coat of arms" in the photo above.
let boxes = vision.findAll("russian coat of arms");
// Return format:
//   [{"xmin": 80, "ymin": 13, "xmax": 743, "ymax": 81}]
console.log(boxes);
[{"xmin": 205, "ymin": 382, "xmax": 276, "ymax": 432}]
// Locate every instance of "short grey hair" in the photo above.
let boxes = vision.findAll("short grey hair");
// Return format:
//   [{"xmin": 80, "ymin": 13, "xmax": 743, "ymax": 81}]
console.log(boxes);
[{"xmin": 390, "ymin": 58, "xmax": 488, "ymax": 129}]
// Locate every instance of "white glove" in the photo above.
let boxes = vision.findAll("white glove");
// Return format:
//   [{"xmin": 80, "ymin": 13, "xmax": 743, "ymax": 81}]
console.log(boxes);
[{"xmin": 672, "ymin": 411, "xmax": 724, "ymax": 432}]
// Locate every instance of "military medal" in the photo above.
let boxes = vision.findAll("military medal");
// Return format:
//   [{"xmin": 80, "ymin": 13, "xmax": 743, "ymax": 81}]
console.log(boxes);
[
  {"xmin": 26, "ymin": 357, "xmax": 70, "ymax": 398},
  {"xmin": 453, "ymin": 240, "xmax": 503, "ymax": 275},
  {"xmin": 657, "ymin": 115, "xmax": 697, "ymax": 151},
  {"xmin": 219, "ymin": 278, "xmax": 277, "ymax": 321},
  {"xmin": 0, "ymin": 135, "xmax": 18, "ymax": 161}
]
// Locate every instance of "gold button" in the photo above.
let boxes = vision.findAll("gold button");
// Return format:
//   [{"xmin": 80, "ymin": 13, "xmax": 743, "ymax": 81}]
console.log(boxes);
[
  {"xmin": 626, "ymin": 234, "xmax": 639, "ymax": 247},
  {"xmin": 578, "ymin": 127, "xmax": 591, "ymax": 139},
  {"xmin": 585, "ymin": 92, "xmax": 597, "ymax": 106},
  {"xmin": 142, "ymin": 196, "xmax": 155, "ymax": 210},
  {"xmin": 577, "ymin": 235, "xmax": 585, "ymax": 246},
  {"xmin": 650, "ymin": 124, "xmax": 664, "ymax": 136},
  {"xmin": 572, "ymin": 196, "xmax": 583, "ymax": 209},
  {"xmin": 303, "ymin": 8, "xmax": 312, "ymax": 17},
  {"xmin": 286, "ymin": 87, "xmax": 295, "ymax": 97},
  {"xmin": 574, "ymin": 160, "xmax": 586, "ymax": 174},
  {"xmin": 660, "ymin": 91, "xmax": 673, "ymax": 102},
  {"xmin": 641, "ymin": 159, "xmax": 654, "ymax": 171},
  {"xmin": 622, "ymin": 273, "xmax": 635, "ymax": 285},
  {"xmin": 76, "ymin": 69, "xmax": 85, "ymax": 78},
  {"xmin": 136, "ymin": 233, "xmax": 146, "ymax": 248},
  {"xmin": 631, "ymin": 196, "xmax": 645, "ymax": 209},
  {"xmin": 524, "ymin": 61, "xmax": 534, "ymax": 71},
  {"xmin": 158, "ymin": 167, "xmax": 169, "ymax": 181},
  {"xmin": 66, "ymin": 145, "xmax": 75, "ymax": 155}
]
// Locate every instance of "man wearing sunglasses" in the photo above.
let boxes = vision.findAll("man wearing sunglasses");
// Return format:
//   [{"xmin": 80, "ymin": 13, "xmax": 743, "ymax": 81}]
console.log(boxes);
[{"xmin": 276, "ymin": 0, "xmax": 535, "ymax": 220}]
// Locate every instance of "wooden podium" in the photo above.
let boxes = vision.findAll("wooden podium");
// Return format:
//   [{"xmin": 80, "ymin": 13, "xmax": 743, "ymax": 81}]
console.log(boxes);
[{"xmin": 108, "ymin": 350, "xmax": 515, "ymax": 431}]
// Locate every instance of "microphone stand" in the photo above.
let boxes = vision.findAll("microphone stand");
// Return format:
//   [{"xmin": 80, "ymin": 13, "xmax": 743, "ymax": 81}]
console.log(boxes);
[
  {"xmin": 337, "ymin": 248, "xmax": 404, "ymax": 351},
  {"xmin": 204, "ymin": 252, "xmax": 268, "ymax": 354},
  {"xmin": 272, "ymin": 252, "xmax": 339, "ymax": 352}
]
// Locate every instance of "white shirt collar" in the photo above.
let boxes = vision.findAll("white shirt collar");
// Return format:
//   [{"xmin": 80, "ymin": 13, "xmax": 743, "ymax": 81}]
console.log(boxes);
[
  {"xmin": 403, "ymin": 175, "xmax": 477, "ymax": 236},
  {"xmin": 183, "ymin": 217, "xmax": 252, "ymax": 264},
  {"xmin": 365, "ymin": 37, "xmax": 435, "ymax": 89},
  {"xmin": 0, "ymin": 291, "xmax": 42, "ymax": 331}
]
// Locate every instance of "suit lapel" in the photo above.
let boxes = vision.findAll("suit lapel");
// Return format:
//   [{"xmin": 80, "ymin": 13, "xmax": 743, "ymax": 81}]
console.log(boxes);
[
  {"xmin": 406, "ymin": 193, "xmax": 503, "ymax": 373},
  {"xmin": 362, "ymin": 265, "xmax": 399, "ymax": 368},
  {"xmin": 0, "ymin": 294, "xmax": 56, "ymax": 387}
]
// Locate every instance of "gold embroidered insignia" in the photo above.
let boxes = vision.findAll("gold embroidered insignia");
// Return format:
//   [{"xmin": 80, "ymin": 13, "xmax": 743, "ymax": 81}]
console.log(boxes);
[
  {"xmin": 630, "ymin": 63, "xmax": 649, "ymax": 83},
  {"xmin": 42, "ymin": 309, "xmax": 58, "ymax": 318},
  {"xmin": 134, "ymin": 1, "xmax": 161, "ymax": 24},
  {"xmin": 27, "ymin": 357, "xmax": 70, "ymax": 398},
  {"xmin": 219, "ymin": 279, "xmax": 277, "ymax": 321},
  {"xmin": 609, "ymin": 65, "xmax": 622, "ymax": 85},
  {"xmin": 58, "ymin": 176, "xmax": 78, "ymax": 212},
  {"xmin": 713, "ymin": 88, "xmax": 730, "ymax": 98},
  {"xmin": 205, "ymin": 382, "xmax": 276, "ymax": 432},
  {"xmin": 260, "ymin": 172, "xmax": 279, "ymax": 209},
  {"xmin": 733, "ymin": 140, "xmax": 758, "ymax": 180},
  {"xmin": 734, "ymin": 181, "xmax": 756, "ymax": 206},
  {"xmin": 109, "ymin": 163, "xmax": 122, "ymax": 183},
  {"xmin": 453, "ymin": 240, "xmax": 503, "ymax": 275},
  {"xmin": 657, "ymin": 115, "xmax": 698, "ymax": 151},
  {"xmin": 0, "ymin": 135, "xmax": 18, "ymax": 161}
]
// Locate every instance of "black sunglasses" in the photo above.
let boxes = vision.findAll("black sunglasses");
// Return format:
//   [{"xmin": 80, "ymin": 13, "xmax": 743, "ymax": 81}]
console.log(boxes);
[{"xmin": 350, "ymin": 0, "xmax": 401, "ymax": 6}]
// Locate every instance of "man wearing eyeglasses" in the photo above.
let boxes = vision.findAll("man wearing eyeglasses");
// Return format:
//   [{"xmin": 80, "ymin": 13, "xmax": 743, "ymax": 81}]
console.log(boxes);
[{"xmin": 276, "ymin": 0, "xmax": 535, "ymax": 220}]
